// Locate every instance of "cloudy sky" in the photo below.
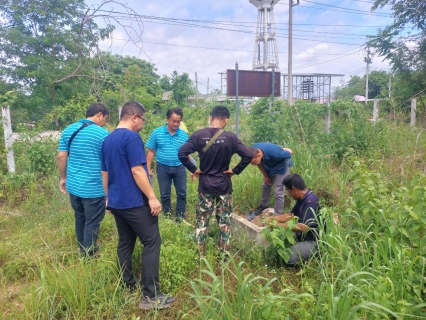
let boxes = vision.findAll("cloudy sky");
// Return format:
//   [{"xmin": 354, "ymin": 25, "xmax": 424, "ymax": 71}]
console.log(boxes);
[{"xmin": 88, "ymin": 0, "xmax": 395, "ymax": 94}]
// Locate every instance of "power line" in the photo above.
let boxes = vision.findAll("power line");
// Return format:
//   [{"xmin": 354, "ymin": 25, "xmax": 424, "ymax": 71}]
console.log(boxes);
[
  {"xmin": 277, "ymin": 1, "xmax": 391, "ymax": 17},
  {"xmin": 137, "ymin": 17, "xmax": 375, "ymax": 37},
  {"xmin": 96, "ymin": 9, "xmax": 389, "ymax": 28},
  {"xmin": 288, "ymin": 47, "xmax": 365, "ymax": 70},
  {"xmin": 304, "ymin": 0, "xmax": 390, "ymax": 16},
  {"xmin": 108, "ymin": 37, "xmax": 363, "ymax": 56},
  {"xmin": 102, "ymin": 12, "xmax": 365, "ymax": 46}
]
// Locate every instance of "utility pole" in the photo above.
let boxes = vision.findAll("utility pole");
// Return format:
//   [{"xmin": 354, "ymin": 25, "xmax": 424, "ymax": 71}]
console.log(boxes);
[
  {"xmin": 364, "ymin": 44, "xmax": 372, "ymax": 101},
  {"xmin": 207, "ymin": 78, "xmax": 209, "ymax": 96},
  {"xmin": 288, "ymin": 0, "xmax": 300, "ymax": 105},
  {"xmin": 235, "ymin": 62, "xmax": 239, "ymax": 137},
  {"xmin": 195, "ymin": 72, "xmax": 198, "ymax": 102}
]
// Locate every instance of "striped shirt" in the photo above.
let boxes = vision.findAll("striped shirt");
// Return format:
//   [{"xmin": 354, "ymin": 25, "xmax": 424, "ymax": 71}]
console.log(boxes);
[
  {"xmin": 58, "ymin": 119, "xmax": 109, "ymax": 198},
  {"xmin": 146, "ymin": 124, "xmax": 189, "ymax": 167}
]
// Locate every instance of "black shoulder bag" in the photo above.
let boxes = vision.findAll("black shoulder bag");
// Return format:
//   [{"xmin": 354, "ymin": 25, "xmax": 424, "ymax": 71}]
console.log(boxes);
[{"xmin": 67, "ymin": 122, "xmax": 94, "ymax": 155}]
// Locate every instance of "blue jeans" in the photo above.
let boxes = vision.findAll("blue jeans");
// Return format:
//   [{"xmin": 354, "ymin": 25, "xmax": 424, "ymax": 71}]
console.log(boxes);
[
  {"xmin": 69, "ymin": 194, "xmax": 106, "ymax": 256},
  {"xmin": 156, "ymin": 163, "xmax": 187, "ymax": 220}
]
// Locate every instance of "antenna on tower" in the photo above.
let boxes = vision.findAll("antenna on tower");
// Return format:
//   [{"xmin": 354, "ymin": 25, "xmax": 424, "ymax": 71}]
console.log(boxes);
[{"xmin": 250, "ymin": 0, "xmax": 280, "ymax": 71}]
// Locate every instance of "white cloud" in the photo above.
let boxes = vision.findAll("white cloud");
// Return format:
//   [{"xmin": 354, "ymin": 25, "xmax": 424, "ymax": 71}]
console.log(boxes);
[{"xmin": 88, "ymin": 0, "xmax": 394, "ymax": 92}]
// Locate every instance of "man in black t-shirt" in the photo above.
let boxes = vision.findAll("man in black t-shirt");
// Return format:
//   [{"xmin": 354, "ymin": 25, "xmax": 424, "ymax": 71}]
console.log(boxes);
[
  {"xmin": 178, "ymin": 106, "xmax": 253, "ymax": 255},
  {"xmin": 267, "ymin": 173, "xmax": 323, "ymax": 266}
]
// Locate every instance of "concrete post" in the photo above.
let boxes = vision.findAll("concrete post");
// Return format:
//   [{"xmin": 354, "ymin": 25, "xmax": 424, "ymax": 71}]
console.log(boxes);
[
  {"xmin": 411, "ymin": 98, "xmax": 416, "ymax": 127},
  {"xmin": 325, "ymin": 104, "xmax": 331, "ymax": 134},
  {"xmin": 1, "ymin": 106, "xmax": 16, "ymax": 174},
  {"xmin": 372, "ymin": 99, "xmax": 379, "ymax": 122}
]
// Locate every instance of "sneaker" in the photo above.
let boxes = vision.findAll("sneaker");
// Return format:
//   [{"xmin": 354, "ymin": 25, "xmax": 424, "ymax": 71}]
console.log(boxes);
[
  {"xmin": 157, "ymin": 293, "xmax": 177, "ymax": 304},
  {"xmin": 253, "ymin": 205, "xmax": 268, "ymax": 216},
  {"xmin": 138, "ymin": 294, "xmax": 177, "ymax": 310},
  {"xmin": 247, "ymin": 211, "xmax": 255, "ymax": 221}
]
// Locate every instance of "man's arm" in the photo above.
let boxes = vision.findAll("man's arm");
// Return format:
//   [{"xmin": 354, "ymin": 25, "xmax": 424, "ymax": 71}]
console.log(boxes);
[
  {"xmin": 146, "ymin": 148, "xmax": 156, "ymax": 178},
  {"xmin": 57, "ymin": 151, "xmax": 68, "ymax": 194},
  {"xmin": 268, "ymin": 213, "xmax": 310, "ymax": 232},
  {"xmin": 230, "ymin": 140, "xmax": 253, "ymax": 175},
  {"xmin": 256, "ymin": 162, "xmax": 271, "ymax": 185},
  {"xmin": 101, "ymin": 171, "xmax": 108, "ymax": 198},
  {"xmin": 131, "ymin": 165, "xmax": 162, "ymax": 216},
  {"xmin": 101, "ymin": 171, "xmax": 109, "ymax": 210},
  {"xmin": 178, "ymin": 140, "xmax": 198, "ymax": 173}
]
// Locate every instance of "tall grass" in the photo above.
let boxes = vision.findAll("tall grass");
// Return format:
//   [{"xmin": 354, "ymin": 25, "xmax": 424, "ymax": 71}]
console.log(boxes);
[
  {"xmin": 1, "ymin": 102, "xmax": 426, "ymax": 319},
  {"xmin": 181, "ymin": 258, "xmax": 314, "ymax": 320}
]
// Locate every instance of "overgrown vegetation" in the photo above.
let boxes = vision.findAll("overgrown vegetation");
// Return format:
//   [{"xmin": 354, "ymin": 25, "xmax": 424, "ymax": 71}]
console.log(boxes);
[
  {"xmin": 1, "ymin": 98, "xmax": 425, "ymax": 318},
  {"xmin": 1, "ymin": 1, "xmax": 426, "ymax": 317}
]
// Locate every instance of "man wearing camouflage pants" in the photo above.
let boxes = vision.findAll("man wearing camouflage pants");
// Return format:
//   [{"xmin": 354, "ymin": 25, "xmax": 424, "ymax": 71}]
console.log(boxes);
[{"xmin": 178, "ymin": 106, "xmax": 253, "ymax": 255}]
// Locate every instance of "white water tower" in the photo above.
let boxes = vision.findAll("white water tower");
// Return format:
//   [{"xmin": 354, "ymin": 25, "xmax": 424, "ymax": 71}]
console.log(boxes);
[{"xmin": 250, "ymin": 0, "xmax": 280, "ymax": 71}]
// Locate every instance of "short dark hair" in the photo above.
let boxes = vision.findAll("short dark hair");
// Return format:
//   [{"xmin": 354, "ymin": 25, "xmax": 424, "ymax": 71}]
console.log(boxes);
[
  {"xmin": 86, "ymin": 103, "xmax": 109, "ymax": 117},
  {"xmin": 166, "ymin": 107, "xmax": 183, "ymax": 119},
  {"xmin": 120, "ymin": 101, "xmax": 146, "ymax": 120},
  {"xmin": 211, "ymin": 106, "xmax": 230, "ymax": 120},
  {"xmin": 248, "ymin": 147, "xmax": 260, "ymax": 158},
  {"xmin": 283, "ymin": 173, "xmax": 307, "ymax": 190}
]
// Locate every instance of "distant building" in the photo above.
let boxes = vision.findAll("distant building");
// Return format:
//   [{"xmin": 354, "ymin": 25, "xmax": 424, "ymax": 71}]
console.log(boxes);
[{"xmin": 162, "ymin": 91, "xmax": 228, "ymax": 105}]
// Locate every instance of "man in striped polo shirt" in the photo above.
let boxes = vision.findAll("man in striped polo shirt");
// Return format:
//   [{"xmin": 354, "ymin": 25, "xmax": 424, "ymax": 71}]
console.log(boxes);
[
  {"xmin": 57, "ymin": 103, "xmax": 109, "ymax": 257},
  {"xmin": 146, "ymin": 107, "xmax": 191, "ymax": 222}
]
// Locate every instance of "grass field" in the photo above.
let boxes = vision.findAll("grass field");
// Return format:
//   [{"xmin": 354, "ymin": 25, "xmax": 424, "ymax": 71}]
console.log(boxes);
[{"xmin": 1, "ymin": 100, "xmax": 425, "ymax": 319}]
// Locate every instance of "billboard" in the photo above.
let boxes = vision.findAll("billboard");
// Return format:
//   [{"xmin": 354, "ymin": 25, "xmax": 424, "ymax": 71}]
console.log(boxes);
[{"xmin": 226, "ymin": 69, "xmax": 281, "ymax": 97}]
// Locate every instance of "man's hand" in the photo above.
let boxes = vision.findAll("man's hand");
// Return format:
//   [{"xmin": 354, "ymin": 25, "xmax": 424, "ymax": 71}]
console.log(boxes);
[
  {"xmin": 105, "ymin": 198, "xmax": 111, "ymax": 213},
  {"xmin": 193, "ymin": 169, "xmax": 204, "ymax": 180},
  {"xmin": 264, "ymin": 176, "xmax": 272, "ymax": 185},
  {"xmin": 59, "ymin": 178, "xmax": 67, "ymax": 194},
  {"xmin": 148, "ymin": 169, "xmax": 154, "ymax": 178},
  {"xmin": 190, "ymin": 172, "xmax": 195, "ymax": 182},
  {"xmin": 282, "ymin": 147, "xmax": 293, "ymax": 154},
  {"xmin": 148, "ymin": 197, "xmax": 162, "ymax": 216},
  {"xmin": 223, "ymin": 169, "xmax": 235, "ymax": 178}
]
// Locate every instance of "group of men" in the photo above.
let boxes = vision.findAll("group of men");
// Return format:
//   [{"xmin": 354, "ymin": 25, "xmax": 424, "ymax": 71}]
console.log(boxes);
[{"xmin": 58, "ymin": 102, "xmax": 323, "ymax": 310}]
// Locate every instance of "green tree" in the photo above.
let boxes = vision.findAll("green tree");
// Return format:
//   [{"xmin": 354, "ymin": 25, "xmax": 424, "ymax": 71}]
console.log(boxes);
[
  {"xmin": 96, "ymin": 53, "xmax": 161, "ymax": 97},
  {"xmin": 0, "ymin": 0, "xmax": 113, "ymax": 123},
  {"xmin": 370, "ymin": 0, "xmax": 426, "ymax": 106},
  {"xmin": 334, "ymin": 76, "xmax": 365, "ymax": 99},
  {"xmin": 170, "ymin": 71, "xmax": 196, "ymax": 106},
  {"xmin": 334, "ymin": 71, "xmax": 390, "ymax": 100},
  {"xmin": 159, "ymin": 75, "xmax": 172, "ymax": 92},
  {"xmin": 371, "ymin": 0, "xmax": 426, "ymax": 72}
]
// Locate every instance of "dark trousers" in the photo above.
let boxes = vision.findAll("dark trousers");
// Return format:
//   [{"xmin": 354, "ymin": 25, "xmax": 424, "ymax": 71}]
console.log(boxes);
[
  {"xmin": 156, "ymin": 163, "xmax": 187, "ymax": 220},
  {"xmin": 69, "ymin": 194, "xmax": 105, "ymax": 257},
  {"xmin": 110, "ymin": 205, "xmax": 161, "ymax": 298}
]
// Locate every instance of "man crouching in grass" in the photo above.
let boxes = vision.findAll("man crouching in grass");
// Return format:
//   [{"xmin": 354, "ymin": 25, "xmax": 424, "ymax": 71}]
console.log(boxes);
[{"xmin": 267, "ymin": 173, "xmax": 324, "ymax": 266}]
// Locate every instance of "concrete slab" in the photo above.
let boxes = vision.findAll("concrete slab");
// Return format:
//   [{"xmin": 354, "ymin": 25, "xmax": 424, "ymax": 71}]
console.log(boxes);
[{"xmin": 230, "ymin": 213, "xmax": 268, "ymax": 247}]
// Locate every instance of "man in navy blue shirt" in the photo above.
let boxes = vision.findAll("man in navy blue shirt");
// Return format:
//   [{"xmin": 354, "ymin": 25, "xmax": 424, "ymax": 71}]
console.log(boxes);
[
  {"xmin": 268, "ymin": 173, "xmax": 323, "ymax": 266},
  {"xmin": 101, "ymin": 101, "xmax": 176, "ymax": 310},
  {"xmin": 251, "ymin": 142, "xmax": 293, "ymax": 216}
]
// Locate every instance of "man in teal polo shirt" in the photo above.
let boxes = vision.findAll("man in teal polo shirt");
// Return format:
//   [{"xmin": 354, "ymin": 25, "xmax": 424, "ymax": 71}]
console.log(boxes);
[
  {"xmin": 146, "ymin": 107, "xmax": 190, "ymax": 222},
  {"xmin": 57, "ymin": 103, "xmax": 109, "ymax": 257}
]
